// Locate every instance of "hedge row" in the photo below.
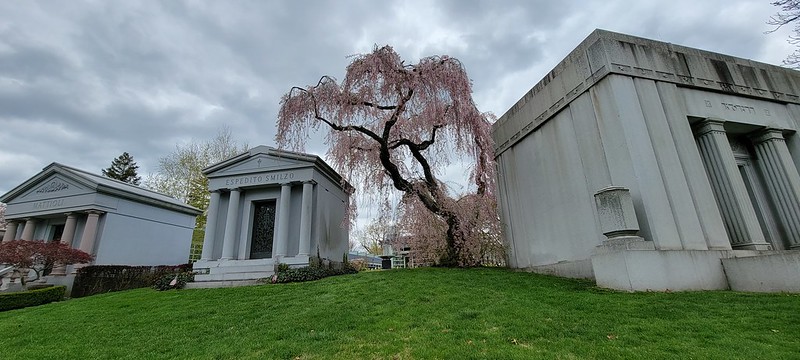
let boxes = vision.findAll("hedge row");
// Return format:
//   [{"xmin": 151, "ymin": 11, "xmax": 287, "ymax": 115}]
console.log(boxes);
[
  {"xmin": 71, "ymin": 264, "xmax": 192, "ymax": 298},
  {"xmin": 0, "ymin": 286, "xmax": 66, "ymax": 312},
  {"xmin": 272, "ymin": 265, "xmax": 358, "ymax": 284}
]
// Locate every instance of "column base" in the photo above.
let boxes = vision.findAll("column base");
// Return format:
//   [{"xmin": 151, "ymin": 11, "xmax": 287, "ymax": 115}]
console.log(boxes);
[{"xmin": 732, "ymin": 243, "xmax": 773, "ymax": 250}]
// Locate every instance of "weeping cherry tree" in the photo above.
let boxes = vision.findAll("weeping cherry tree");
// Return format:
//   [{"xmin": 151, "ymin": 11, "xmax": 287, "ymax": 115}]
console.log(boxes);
[{"xmin": 276, "ymin": 45, "xmax": 498, "ymax": 267}]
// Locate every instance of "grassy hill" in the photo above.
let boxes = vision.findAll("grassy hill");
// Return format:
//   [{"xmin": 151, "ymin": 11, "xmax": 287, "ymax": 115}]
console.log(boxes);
[{"xmin": 1, "ymin": 268, "xmax": 799, "ymax": 359}]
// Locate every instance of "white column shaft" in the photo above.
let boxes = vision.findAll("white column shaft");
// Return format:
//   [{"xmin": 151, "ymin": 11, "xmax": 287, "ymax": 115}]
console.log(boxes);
[
  {"xmin": 220, "ymin": 189, "xmax": 241, "ymax": 260},
  {"xmin": 752, "ymin": 130, "xmax": 800, "ymax": 249},
  {"xmin": 298, "ymin": 182, "xmax": 314, "ymax": 256},
  {"xmin": 51, "ymin": 213, "xmax": 79, "ymax": 276},
  {"xmin": 2, "ymin": 221, "xmax": 18, "ymax": 242},
  {"xmin": 694, "ymin": 119, "xmax": 768, "ymax": 248},
  {"xmin": 275, "ymin": 184, "xmax": 292, "ymax": 258},
  {"xmin": 78, "ymin": 212, "xmax": 102, "ymax": 255},
  {"xmin": 20, "ymin": 219, "xmax": 36, "ymax": 240},
  {"xmin": 201, "ymin": 191, "xmax": 221, "ymax": 260}
]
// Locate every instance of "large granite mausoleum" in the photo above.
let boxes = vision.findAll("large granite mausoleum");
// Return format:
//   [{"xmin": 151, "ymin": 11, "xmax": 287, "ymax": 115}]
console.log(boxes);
[
  {"xmin": 192, "ymin": 146, "xmax": 351, "ymax": 286},
  {"xmin": 494, "ymin": 29, "xmax": 800, "ymax": 292},
  {"xmin": 0, "ymin": 162, "xmax": 200, "ymax": 289}
]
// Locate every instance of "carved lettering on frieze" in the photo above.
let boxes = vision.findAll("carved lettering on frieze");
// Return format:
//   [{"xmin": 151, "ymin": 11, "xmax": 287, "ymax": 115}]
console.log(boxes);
[
  {"xmin": 32, "ymin": 199, "xmax": 64, "ymax": 210},
  {"xmin": 721, "ymin": 102, "xmax": 756, "ymax": 114},
  {"xmin": 35, "ymin": 181, "xmax": 69, "ymax": 194},
  {"xmin": 224, "ymin": 172, "xmax": 296, "ymax": 187}
]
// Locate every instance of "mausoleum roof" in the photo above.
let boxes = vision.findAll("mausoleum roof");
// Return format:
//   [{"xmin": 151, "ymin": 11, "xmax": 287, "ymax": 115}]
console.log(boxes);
[
  {"xmin": 0, "ymin": 162, "xmax": 201, "ymax": 215},
  {"xmin": 204, "ymin": 145, "xmax": 352, "ymax": 190},
  {"xmin": 493, "ymin": 29, "xmax": 800, "ymax": 156}
]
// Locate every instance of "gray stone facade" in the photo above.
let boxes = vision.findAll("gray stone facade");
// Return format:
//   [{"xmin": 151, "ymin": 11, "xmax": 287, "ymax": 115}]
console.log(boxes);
[
  {"xmin": 0, "ymin": 163, "xmax": 200, "ymax": 291},
  {"xmin": 494, "ymin": 29, "xmax": 800, "ymax": 291},
  {"xmin": 191, "ymin": 146, "xmax": 351, "ymax": 286}
]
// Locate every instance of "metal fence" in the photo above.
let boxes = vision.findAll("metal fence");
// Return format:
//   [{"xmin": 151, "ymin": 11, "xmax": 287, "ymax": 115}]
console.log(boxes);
[{"xmin": 188, "ymin": 243, "xmax": 203, "ymax": 263}]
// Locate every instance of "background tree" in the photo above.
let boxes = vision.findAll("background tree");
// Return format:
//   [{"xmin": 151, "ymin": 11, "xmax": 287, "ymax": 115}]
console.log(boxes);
[
  {"xmin": 144, "ymin": 127, "xmax": 248, "ymax": 245},
  {"xmin": 768, "ymin": 0, "xmax": 800, "ymax": 67},
  {"xmin": 277, "ymin": 45, "xmax": 498, "ymax": 267},
  {"xmin": 0, "ymin": 240, "xmax": 93, "ymax": 287},
  {"xmin": 0, "ymin": 202, "xmax": 7, "ymax": 230},
  {"xmin": 353, "ymin": 218, "xmax": 396, "ymax": 255},
  {"xmin": 102, "ymin": 152, "xmax": 142, "ymax": 185}
]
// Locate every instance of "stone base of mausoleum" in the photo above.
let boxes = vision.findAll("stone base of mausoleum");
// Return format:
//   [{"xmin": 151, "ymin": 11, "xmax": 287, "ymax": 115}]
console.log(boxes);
[
  {"xmin": 191, "ymin": 256, "xmax": 311, "ymax": 288},
  {"xmin": 590, "ymin": 249, "xmax": 800, "ymax": 292}
]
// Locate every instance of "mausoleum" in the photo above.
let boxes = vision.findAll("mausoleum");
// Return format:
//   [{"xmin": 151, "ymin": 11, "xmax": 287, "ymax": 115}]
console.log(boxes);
[
  {"xmin": 0, "ymin": 162, "xmax": 200, "ymax": 288},
  {"xmin": 192, "ymin": 146, "xmax": 351, "ymax": 286},
  {"xmin": 494, "ymin": 29, "xmax": 800, "ymax": 292}
]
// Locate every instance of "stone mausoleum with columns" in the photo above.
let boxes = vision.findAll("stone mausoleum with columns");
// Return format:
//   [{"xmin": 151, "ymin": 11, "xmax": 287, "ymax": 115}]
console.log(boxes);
[
  {"xmin": 191, "ymin": 146, "xmax": 351, "ymax": 285},
  {"xmin": 0, "ymin": 162, "xmax": 200, "ymax": 289},
  {"xmin": 494, "ymin": 30, "xmax": 800, "ymax": 292}
]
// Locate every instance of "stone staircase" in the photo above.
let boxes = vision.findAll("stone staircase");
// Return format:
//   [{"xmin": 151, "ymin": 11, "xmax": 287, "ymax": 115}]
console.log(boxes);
[{"xmin": 188, "ymin": 259, "xmax": 275, "ymax": 289}]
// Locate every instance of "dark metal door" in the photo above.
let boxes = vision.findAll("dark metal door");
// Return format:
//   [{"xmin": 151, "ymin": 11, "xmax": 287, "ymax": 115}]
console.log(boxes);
[{"xmin": 250, "ymin": 200, "xmax": 277, "ymax": 259}]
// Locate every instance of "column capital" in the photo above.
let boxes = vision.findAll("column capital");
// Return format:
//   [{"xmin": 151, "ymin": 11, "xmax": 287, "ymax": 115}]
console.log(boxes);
[
  {"xmin": 693, "ymin": 118, "xmax": 726, "ymax": 136},
  {"xmin": 750, "ymin": 128, "xmax": 785, "ymax": 144},
  {"xmin": 302, "ymin": 180, "xmax": 317, "ymax": 185},
  {"xmin": 85, "ymin": 210, "xmax": 105, "ymax": 216}
]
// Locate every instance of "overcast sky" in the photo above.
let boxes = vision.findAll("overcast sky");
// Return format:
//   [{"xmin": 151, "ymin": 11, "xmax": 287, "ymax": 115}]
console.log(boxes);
[{"xmin": 0, "ymin": 0, "xmax": 796, "ymax": 227}]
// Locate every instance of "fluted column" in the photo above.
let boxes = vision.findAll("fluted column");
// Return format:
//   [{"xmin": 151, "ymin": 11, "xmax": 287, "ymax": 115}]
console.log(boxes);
[
  {"xmin": 694, "ymin": 119, "xmax": 770, "ymax": 249},
  {"xmin": 274, "ymin": 183, "xmax": 292, "ymax": 259},
  {"xmin": 2, "ymin": 221, "xmax": 18, "ymax": 242},
  {"xmin": 51, "ymin": 213, "xmax": 79, "ymax": 276},
  {"xmin": 298, "ymin": 181, "xmax": 315, "ymax": 256},
  {"xmin": 751, "ymin": 129, "xmax": 800, "ymax": 249},
  {"xmin": 20, "ymin": 219, "xmax": 36, "ymax": 240},
  {"xmin": 220, "ymin": 189, "xmax": 241, "ymax": 260},
  {"xmin": 78, "ymin": 211, "xmax": 103, "ymax": 256},
  {"xmin": 201, "ymin": 190, "xmax": 221, "ymax": 260}
]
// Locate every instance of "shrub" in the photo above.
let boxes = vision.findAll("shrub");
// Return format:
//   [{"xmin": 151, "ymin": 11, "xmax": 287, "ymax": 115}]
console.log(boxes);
[
  {"xmin": 271, "ymin": 262, "xmax": 358, "ymax": 284},
  {"xmin": 0, "ymin": 286, "xmax": 66, "ymax": 312},
  {"xmin": 72, "ymin": 264, "xmax": 192, "ymax": 298},
  {"xmin": 349, "ymin": 259, "xmax": 368, "ymax": 272},
  {"xmin": 153, "ymin": 272, "xmax": 194, "ymax": 291}
]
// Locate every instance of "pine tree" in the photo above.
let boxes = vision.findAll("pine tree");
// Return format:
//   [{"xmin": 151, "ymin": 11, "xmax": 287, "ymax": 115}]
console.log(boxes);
[{"xmin": 102, "ymin": 152, "xmax": 141, "ymax": 185}]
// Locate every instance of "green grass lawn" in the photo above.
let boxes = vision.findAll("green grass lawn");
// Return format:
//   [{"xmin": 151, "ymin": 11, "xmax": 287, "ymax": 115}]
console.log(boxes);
[{"xmin": 1, "ymin": 268, "xmax": 798, "ymax": 359}]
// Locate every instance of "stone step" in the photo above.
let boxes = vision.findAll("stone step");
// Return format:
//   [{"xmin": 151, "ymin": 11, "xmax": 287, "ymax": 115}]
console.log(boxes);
[
  {"xmin": 185, "ymin": 279, "xmax": 263, "ymax": 289},
  {"xmin": 194, "ymin": 270, "xmax": 274, "ymax": 282}
]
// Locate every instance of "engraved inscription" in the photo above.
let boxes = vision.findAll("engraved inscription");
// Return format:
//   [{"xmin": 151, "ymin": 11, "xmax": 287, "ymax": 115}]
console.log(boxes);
[
  {"xmin": 224, "ymin": 172, "xmax": 295, "ymax": 187},
  {"xmin": 721, "ymin": 102, "xmax": 755, "ymax": 114},
  {"xmin": 32, "ymin": 199, "xmax": 64, "ymax": 210},
  {"xmin": 36, "ymin": 181, "xmax": 69, "ymax": 194}
]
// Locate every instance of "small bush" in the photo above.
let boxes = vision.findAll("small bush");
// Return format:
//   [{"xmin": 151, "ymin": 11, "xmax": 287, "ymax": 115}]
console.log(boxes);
[
  {"xmin": 153, "ymin": 272, "xmax": 194, "ymax": 291},
  {"xmin": 349, "ymin": 259, "xmax": 368, "ymax": 272},
  {"xmin": 0, "ymin": 286, "xmax": 66, "ymax": 312},
  {"xmin": 271, "ymin": 263, "xmax": 357, "ymax": 284}
]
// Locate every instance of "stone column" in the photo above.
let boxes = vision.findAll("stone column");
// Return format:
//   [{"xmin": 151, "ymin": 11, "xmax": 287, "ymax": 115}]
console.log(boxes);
[
  {"xmin": 220, "ymin": 189, "xmax": 241, "ymax": 260},
  {"xmin": 274, "ymin": 183, "xmax": 292, "ymax": 259},
  {"xmin": 78, "ymin": 211, "xmax": 103, "ymax": 255},
  {"xmin": 298, "ymin": 181, "xmax": 315, "ymax": 256},
  {"xmin": 2, "ymin": 221, "xmax": 18, "ymax": 242},
  {"xmin": 200, "ymin": 191, "xmax": 221, "ymax": 261},
  {"xmin": 694, "ymin": 119, "xmax": 770, "ymax": 249},
  {"xmin": 751, "ymin": 129, "xmax": 800, "ymax": 249},
  {"xmin": 20, "ymin": 219, "xmax": 36, "ymax": 240},
  {"xmin": 51, "ymin": 213, "xmax": 79, "ymax": 276}
]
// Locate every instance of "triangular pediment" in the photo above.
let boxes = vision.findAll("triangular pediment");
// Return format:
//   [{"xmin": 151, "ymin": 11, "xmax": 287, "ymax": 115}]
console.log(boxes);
[
  {"xmin": 11, "ymin": 174, "xmax": 93, "ymax": 203},
  {"xmin": 207, "ymin": 151, "xmax": 316, "ymax": 177}
]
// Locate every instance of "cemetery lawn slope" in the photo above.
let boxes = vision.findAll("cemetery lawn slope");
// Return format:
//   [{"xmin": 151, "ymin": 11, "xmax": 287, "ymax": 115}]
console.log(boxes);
[{"xmin": 1, "ymin": 268, "xmax": 799, "ymax": 359}]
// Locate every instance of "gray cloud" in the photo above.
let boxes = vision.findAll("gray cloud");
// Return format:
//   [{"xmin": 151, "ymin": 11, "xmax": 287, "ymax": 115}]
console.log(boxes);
[{"xmin": 0, "ymin": 0, "xmax": 794, "ymax": 231}]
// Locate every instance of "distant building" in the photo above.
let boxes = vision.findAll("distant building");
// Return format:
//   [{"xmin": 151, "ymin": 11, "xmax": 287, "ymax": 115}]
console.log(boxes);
[
  {"xmin": 0, "ymin": 162, "xmax": 200, "ymax": 290},
  {"xmin": 494, "ymin": 30, "xmax": 800, "ymax": 292}
]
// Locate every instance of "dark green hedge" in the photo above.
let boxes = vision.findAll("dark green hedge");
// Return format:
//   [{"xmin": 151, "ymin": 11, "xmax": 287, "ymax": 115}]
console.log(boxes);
[
  {"xmin": 272, "ymin": 265, "xmax": 357, "ymax": 284},
  {"xmin": 71, "ymin": 264, "xmax": 192, "ymax": 298},
  {"xmin": 0, "ymin": 286, "xmax": 66, "ymax": 312}
]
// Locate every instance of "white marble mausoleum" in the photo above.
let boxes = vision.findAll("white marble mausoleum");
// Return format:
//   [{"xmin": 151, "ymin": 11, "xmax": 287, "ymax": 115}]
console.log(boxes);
[
  {"xmin": 0, "ymin": 163, "xmax": 200, "ymax": 289},
  {"xmin": 191, "ymin": 146, "xmax": 351, "ymax": 286},
  {"xmin": 494, "ymin": 30, "xmax": 800, "ymax": 292}
]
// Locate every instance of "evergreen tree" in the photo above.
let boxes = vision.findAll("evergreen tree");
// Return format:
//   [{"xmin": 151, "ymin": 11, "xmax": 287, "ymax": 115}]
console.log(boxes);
[{"xmin": 102, "ymin": 152, "xmax": 141, "ymax": 185}]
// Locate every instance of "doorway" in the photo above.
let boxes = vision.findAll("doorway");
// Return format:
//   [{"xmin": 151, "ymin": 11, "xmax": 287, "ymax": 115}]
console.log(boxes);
[{"xmin": 250, "ymin": 200, "xmax": 277, "ymax": 259}]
